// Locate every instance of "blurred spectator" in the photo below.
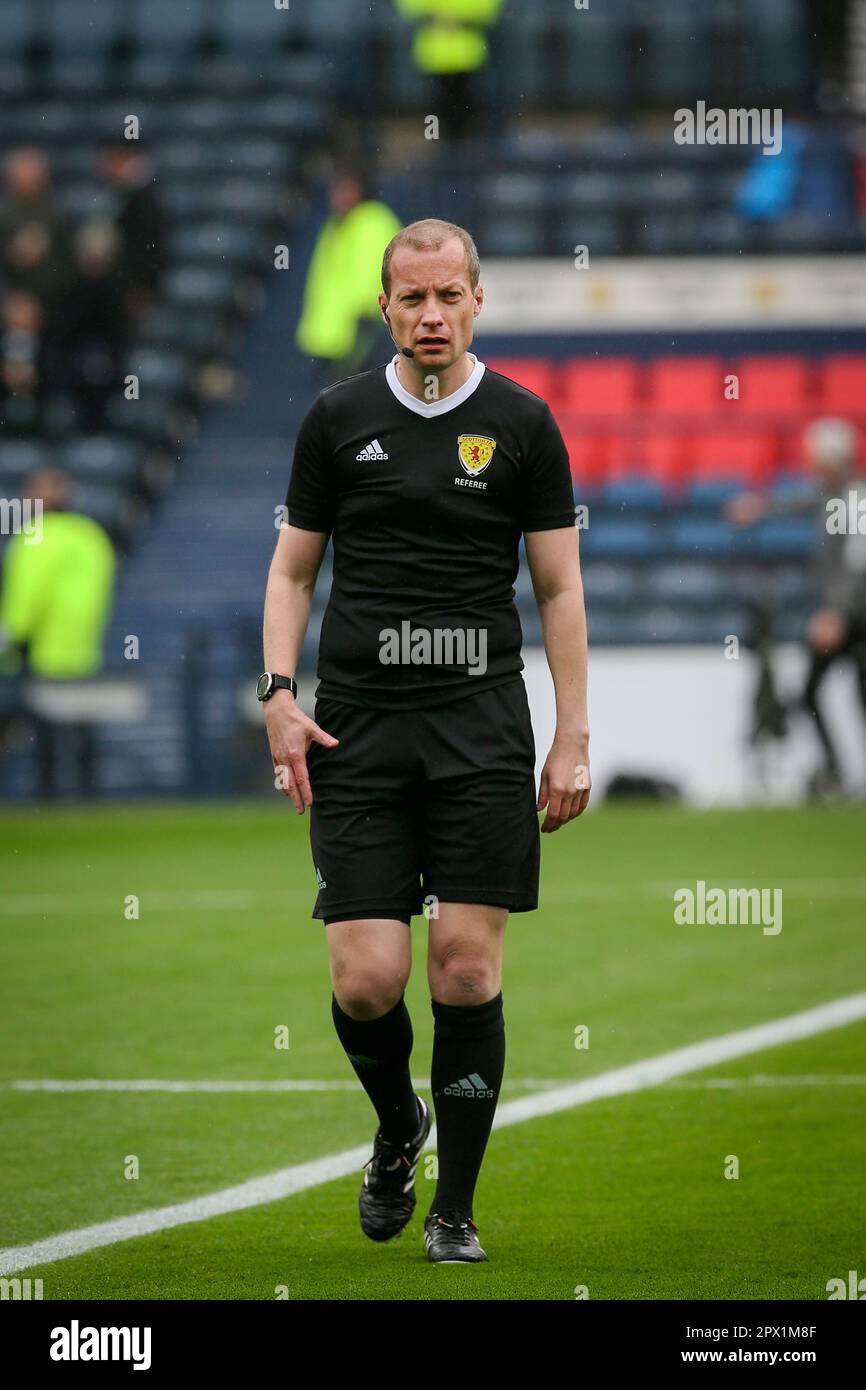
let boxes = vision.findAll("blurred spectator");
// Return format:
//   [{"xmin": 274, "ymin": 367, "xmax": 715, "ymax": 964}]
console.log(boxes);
[
  {"xmin": 0, "ymin": 147, "xmax": 70, "ymax": 307},
  {"xmin": 395, "ymin": 0, "xmax": 504, "ymax": 141},
  {"xmin": 0, "ymin": 468, "xmax": 116, "ymax": 797},
  {"xmin": 729, "ymin": 418, "xmax": 866, "ymax": 793},
  {"xmin": 99, "ymin": 142, "xmax": 166, "ymax": 318},
  {"xmin": 296, "ymin": 169, "xmax": 401, "ymax": 383},
  {"xmin": 57, "ymin": 219, "xmax": 129, "ymax": 432},
  {"xmin": 0, "ymin": 289, "xmax": 57, "ymax": 436},
  {"xmin": 736, "ymin": 116, "xmax": 855, "ymax": 229}
]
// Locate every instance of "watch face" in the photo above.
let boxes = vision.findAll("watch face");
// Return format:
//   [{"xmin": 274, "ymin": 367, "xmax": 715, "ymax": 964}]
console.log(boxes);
[{"xmin": 256, "ymin": 673, "xmax": 272, "ymax": 700}]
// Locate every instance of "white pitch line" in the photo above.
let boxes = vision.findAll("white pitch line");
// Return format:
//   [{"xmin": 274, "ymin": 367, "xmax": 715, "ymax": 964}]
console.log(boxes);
[
  {"xmin": 2, "ymin": 877, "xmax": 866, "ymax": 916},
  {"xmin": 1, "ymin": 990, "xmax": 865, "ymax": 1276},
  {"xmin": 9, "ymin": 1074, "xmax": 866, "ymax": 1094},
  {"xmin": 6, "ymin": 1078, "xmax": 556, "ymax": 1094},
  {"xmin": 665, "ymin": 1075, "xmax": 866, "ymax": 1088}
]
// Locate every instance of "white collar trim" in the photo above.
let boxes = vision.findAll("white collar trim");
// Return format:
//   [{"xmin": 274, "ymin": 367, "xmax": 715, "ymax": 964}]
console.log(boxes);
[{"xmin": 385, "ymin": 352, "xmax": 485, "ymax": 417}]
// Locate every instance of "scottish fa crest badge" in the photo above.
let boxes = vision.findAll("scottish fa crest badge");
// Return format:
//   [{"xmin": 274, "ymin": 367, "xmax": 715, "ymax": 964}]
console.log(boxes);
[{"xmin": 457, "ymin": 435, "xmax": 496, "ymax": 477}]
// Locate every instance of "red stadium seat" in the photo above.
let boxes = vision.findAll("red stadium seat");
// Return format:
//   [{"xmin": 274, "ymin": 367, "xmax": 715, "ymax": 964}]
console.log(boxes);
[
  {"xmin": 735, "ymin": 355, "xmax": 811, "ymax": 414},
  {"xmin": 816, "ymin": 355, "xmax": 866, "ymax": 415},
  {"xmin": 691, "ymin": 430, "xmax": 777, "ymax": 484},
  {"xmin": 561, "ymin": 432, "xmax": 611, "ymax": 484},
  {"xmin": 608, "ymin": 431, "xmax": 686, "ymax": 487},
  {"xmin": 560, "ymin": 357, "xmax": 641, "ymax": 415},
  {"xmin": 484, "ymin": 357, "xmax": 557, "ymax": 401},
  {"xmin": 647, "ymin": 357, "xmax": 726, "ymax": 415}
]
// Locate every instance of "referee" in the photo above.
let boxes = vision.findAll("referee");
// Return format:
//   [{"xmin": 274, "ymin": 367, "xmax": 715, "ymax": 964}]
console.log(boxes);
[{"xmin": 260, "ymin": 218, "xmax": 590, "ymax": 1264}]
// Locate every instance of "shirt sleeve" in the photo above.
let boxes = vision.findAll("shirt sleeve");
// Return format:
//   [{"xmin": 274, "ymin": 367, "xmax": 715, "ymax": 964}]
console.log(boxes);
[
  {"xmin": 518, "ymin": 400, "xmax": 576, "ymax": 532},
  {"xmin": 284, "ymin": 395, "xmax": 336, "ymax": 533}
]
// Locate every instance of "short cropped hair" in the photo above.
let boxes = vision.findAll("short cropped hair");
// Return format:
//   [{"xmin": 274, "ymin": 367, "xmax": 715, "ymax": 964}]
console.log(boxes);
[{"xmin": 381, "ymin": 219, "xmax": 480, "ymax": 297}]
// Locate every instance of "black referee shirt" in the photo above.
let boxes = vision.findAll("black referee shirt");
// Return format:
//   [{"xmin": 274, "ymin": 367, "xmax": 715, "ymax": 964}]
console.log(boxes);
[{"xmin": 285, "ymin": 353, "xmax": 576, "ymax": 709}]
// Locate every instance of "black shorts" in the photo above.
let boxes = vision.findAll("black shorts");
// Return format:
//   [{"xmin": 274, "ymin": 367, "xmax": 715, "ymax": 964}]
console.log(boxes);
[{"xmin": 305, "ymin": 676, "xmax": 540, "ymax": 924}]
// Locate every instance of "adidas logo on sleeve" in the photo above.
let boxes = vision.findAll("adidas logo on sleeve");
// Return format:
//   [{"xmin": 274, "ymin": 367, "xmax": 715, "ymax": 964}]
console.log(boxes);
[
  {"xmin": 355, "ymin": 438, "xmax": 389, "ymax": 461},
  {"xmin": 443, "ymin": 1073, "xmax": 494, "ymax": 1099}
]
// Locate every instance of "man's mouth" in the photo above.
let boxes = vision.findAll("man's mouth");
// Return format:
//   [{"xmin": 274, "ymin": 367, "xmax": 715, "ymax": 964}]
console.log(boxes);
[{"xmin": 416, "ymin": 336, "xmax": 448, "ymax": 349}]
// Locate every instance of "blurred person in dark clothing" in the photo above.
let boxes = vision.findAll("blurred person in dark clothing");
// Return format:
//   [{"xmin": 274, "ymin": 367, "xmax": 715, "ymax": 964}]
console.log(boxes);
[
  {"xmin": 0, "ymin": 289, "xmax": 56, "ymax": 436},
  {"xmin": 99, "ymin": 142, "xmax": 166, "ymax": 318},
  {"xmin": 0, "ymin": 147, "xmax": 70, "ymax": 307},
  {"xmin": 729, "ymin": 418, "xmax": 866, "ymax": 793},
  {"xmin": 0, "ymin": 467, "xmax": 115, "ymax": 798},
  {"xmin": 57, "ymin": 218, "xmax": 129, "ymax": 432}
]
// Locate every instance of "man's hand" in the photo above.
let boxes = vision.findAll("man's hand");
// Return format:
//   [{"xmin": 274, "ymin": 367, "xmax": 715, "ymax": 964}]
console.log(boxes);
[
  {"xmin": 537, "ymin": 733, "xmax": 591, "ymax": 833},
  {"xmin": 263, "ymin": 689, "xmax": 339, "ymax": 814},
  {"xmin": 807, "ymin": 608, "xmax": 848, "ymax": 654}
]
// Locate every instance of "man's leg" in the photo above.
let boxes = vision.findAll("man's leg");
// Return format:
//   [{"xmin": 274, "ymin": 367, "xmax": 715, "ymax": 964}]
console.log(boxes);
[
  {"xmin": 802, "ymin": 647, "xmax": 841, "ymax": 776},
  {"xmin": 426, "ymin": 902, "xmax": 507, "ymax": 1220},
  {"xmin": 326, "ymin": 916, "xmax": 420, "ymax": 1144}
]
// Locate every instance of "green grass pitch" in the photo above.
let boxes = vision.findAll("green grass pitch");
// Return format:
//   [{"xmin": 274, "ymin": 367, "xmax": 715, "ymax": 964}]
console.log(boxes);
[{"xmin": 0, "ymin": 800, "xmax": 864, "ymax": 1300}]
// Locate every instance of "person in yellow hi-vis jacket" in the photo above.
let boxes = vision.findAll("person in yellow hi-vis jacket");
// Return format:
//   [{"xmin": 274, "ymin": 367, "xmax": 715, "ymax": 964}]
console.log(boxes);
[
  {"xmin": 395, "ymin": 0, "xmax": 505, "ymax": 140},
  {"xmin": 296, "ymin": 171, "xmax": 402, "ymax": 384},
  {"xmin": 0, "ymin": 467, "xmax": 115, "ymax": 797}
]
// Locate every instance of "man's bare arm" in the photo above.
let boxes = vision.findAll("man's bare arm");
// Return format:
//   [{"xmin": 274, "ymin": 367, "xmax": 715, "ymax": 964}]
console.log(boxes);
[
  {"xmin": 262, "ymin": 523, "xmax": 339, "ymax": 813},
  {"xmin": 524, "ymin": 526, "xmax": 591, "ymax": 831}
]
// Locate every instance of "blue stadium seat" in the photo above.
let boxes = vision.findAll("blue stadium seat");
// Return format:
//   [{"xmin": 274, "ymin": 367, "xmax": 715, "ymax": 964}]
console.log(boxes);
[
  {"xmin": 0, "ymin": 440, "xmax": 50, "ymax": 488},
  {"xmin": 686, "ymin": 479, "xmax": 747, "ymax": 508},
  {"xmin": 580, "ymin": 562, "xmax": 643, "ymax": 604},
  {"xmin": 210, "ymin": 181, "xmax": 283, "ymax": 220},
  {"xmin": 127, "ymin": 0, "xmax": 207, "ymax": 51},
  {"xmin": 44, "ymin": 0, "xmax": 125, "ymax": 54},
  {"xmin": 670, "ymin": 518, "xmax": 740, "ymax": 556},
  {"xmin": 477, "ymin": 215, "xmax": 545, "ymax": 258},
  {"xmin": 70, "ymin": 481, "xmax": 131, "ymax": 535},
  {"xmin": 753, "ymin": 518, "xmax": 817, "ymax": 558},
  {"xmin": 59, "ymin": 437, "xmax": 142, "ymax": 486},
  {"xmin": 125, "ymin": 348, "xmax": 190, "ymax": 396},
  {"xmin": 646, "ymin": 562, "xmax": 728, "ymax": 607},
  {"xmin": 552, "ymin": 211, "xmax": 623, "ymax": 257},
  {"xmin": 162, "ymin": 266, "xmax": 236, "ymax": 309},
  {"xmin": 582, "ymin": 519, "xmax": 664, "ymax": 559},
  {"xmin": 0, "ymin": 0, "xmax": 35, "ymax": 58},
  {"xmin": 168, "ymin": 222, "xmax": 261, "ymax": 266},
  {"xmin": 770, "ymin": 476, "xmax": 819, "ymax": 505},
  {"xmin": 559, "ymin": 10, "xmax": 628, "ymax": 107},
  {"xmin": 214, "ymin": 0, "xmax": 299, "ymax": 49},
  {"xmin": 601, "ymin": 477, "xmax": 668, "ymax": 512},
  {"xmin": 643, "ymin": 16, "xmax": 712, "ymax": 104}
]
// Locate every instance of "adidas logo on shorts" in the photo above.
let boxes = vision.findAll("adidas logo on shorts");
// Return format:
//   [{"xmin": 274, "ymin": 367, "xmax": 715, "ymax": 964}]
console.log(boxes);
[
  {"xmin": 443, "ymin": 1073, "xmax": 494, "ymax": 1099},
  {"xmin": 356, "ymin": 438, "xmax": 389, "ymax": 461}
]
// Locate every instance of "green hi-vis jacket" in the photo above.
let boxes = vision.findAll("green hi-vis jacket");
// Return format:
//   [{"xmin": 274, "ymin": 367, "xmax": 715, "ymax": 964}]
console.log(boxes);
[
  {"xmin": 295, "ymin": 200, "xmax": 403, "ymax": 361},
  {"xmin": 0, "ymin": 510, "xmax": 115, "ymax": 677},
  {"xmin": 395, "ymin": 0, "xmax": 505, "ymax": 75}
]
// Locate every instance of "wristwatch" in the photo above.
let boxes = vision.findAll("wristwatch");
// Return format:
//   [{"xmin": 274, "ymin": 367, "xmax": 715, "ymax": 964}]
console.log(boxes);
[{"xmin": 256, "ymin": 671, "xmax": 297, "ymax": 702}]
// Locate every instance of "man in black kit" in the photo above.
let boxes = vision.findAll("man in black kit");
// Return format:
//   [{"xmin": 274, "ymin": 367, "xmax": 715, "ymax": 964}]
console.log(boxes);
[{"xmin": 261, "ymin": 218, "xmax": 590, "ymax": 1264}]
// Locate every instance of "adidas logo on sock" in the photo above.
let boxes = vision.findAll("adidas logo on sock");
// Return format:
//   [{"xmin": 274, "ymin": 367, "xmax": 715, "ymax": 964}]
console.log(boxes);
[
  {"xmin": 443, "ymin": 1073, "xmax": 494, "ymax": 1099},
  {"xmin": 355, "ymin": 438, "xmax": 389, "ymax": 461}
]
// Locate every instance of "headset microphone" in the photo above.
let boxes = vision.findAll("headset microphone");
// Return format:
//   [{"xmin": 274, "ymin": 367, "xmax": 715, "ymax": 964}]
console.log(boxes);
[{"xmin": 383, "ymin": 310, "xmax": 415, "ymax": 358}]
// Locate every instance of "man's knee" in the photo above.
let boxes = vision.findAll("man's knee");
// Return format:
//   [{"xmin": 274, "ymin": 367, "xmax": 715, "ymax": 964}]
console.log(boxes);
[
  {"xmin": 331, "ymin": 957, "xmax": 409, "ymax": 1019},
  {"xmin": 429, "ymin": 936, "xmax": 500, "ymax": 1004}
]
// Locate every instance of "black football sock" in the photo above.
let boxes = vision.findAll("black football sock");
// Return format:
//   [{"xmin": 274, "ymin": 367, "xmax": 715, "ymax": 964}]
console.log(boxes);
[
  {"xmin": 429, "ymin": 991, "xmax": 505, "ymax": 1220},
  {"xmin": 331, "ymin": 992, "xmax": 420, "ymax": 1145}
]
